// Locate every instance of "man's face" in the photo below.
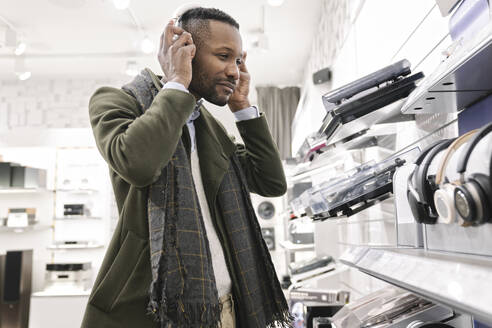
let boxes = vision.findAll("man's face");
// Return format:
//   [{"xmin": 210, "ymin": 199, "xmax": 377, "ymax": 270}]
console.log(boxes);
[{"xmin": 189, "ymin": 20, "xmax": 243, "ymax": 106}]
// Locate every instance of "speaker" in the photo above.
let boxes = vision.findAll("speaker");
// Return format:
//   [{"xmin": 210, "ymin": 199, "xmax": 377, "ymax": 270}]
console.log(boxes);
[
  {"xmin": 261, "ymin": 228, "xmax": 275, "ymax": 250},
  {"xmin": 312, "ymin": 67, "xmax": 332, "ymax": 85},
  {"xmin": 0, "ymin": 250, "xmax": 32, "ymax": 328}
]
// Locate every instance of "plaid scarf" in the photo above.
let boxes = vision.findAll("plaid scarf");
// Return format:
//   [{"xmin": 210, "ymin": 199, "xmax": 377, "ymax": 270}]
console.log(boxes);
[{"xmin": 122, "ymin": 70, "xmax": 292, "ymax": 328}]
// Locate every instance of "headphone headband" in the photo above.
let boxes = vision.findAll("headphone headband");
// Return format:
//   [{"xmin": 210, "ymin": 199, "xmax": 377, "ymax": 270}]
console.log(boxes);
[
  {"xmin": 435, "ymin": 129, "xmax": 477, "ymax": 185},
  {"xmin": 414, "ymin": 140, "xmax": 449, "ymax": 166},
  {"xmin": 456, "ymin": 122, "xmax": 492, "ymax": 174}
]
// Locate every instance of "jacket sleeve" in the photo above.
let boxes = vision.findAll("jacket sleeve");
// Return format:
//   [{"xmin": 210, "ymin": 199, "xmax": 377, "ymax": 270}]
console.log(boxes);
[
  {"xmin": 235, "ymin": 113, "xmax": 287, "ymax": 197},
  {"xmin": 89, "ymin": 86, "xmax": 196, "ymax": 187}
]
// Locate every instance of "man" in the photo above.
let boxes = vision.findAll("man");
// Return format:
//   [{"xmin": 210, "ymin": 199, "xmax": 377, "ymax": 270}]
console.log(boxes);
[{"xmin": 82, "ymin": 7, "xmax": 291, "ymax": 328}]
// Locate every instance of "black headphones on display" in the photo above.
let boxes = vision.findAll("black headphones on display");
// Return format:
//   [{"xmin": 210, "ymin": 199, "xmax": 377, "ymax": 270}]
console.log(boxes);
[
  {"xmin": 453, "ymin": 121, "xmax": 492, "ymax": 224},
  {"xmin": 407, "ymin": 139, "xmax": 454, "ymax": 224},
  {"xmin": 433, "ymin": 129, "xmax": 478, "ymax": 225}
]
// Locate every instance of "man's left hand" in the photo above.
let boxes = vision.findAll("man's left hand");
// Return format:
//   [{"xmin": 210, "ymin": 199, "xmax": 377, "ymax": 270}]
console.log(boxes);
[{"xmin": 228, "ymin": 51, "xmax": 251, "ymax": 112}]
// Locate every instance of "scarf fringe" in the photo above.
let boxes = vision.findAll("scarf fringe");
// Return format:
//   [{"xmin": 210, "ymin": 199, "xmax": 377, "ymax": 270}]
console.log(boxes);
[
  {"xmin": 147, "ymin": 299, "xmax": 222, "ymax": 328},
  {"xmin": 266, "ymin": 308, "xmax": 295, "ymax": 328}
]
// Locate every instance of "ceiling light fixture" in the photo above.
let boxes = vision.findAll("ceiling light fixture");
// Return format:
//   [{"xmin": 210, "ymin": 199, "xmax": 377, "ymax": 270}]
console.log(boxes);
[
  {"xmin": 113, "ymin": 0, "xmax": 130, "ymax": 10},
  {"xmin": 267, "ymin": 0, "xmax": 284, "ymax": 7},
  {"xmin": 17, "ymin": 71, "xmax": 32, "ymax": 81},
  {"xmin": 140, "ymin": 36, "xmax": 154, "ymax": 54},
  {"xmin": 125, "ymin": 60, "xmax": 138, "ymax": 76},
  {"xmin": 14, "ymin": 41, "xmax": 26, "ymax": 56}
]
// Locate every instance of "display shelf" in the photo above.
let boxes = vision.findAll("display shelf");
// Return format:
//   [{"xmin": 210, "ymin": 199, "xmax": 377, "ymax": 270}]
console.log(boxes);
[
  {"xmin": 47, "ymin": 243, "xmax": 104, "ymax": 250},
  {"xmin": 32, "ymin": 290, "xmax": 91, "ymax": 297},
  {"xmin": 280, "ymin": 240, "xmax": 315, "ymax": 251},
  {"xmin": 339, "ymin": 246, "xmax": 492, "ymax": 325},
  {"xmin": 56, "ymin": 188, "xmax": 99, "ymax": 194},
  {"xmin": 402, "ymin": 21, "xmax": 492, "ymax": 114},
  {"xmin": 0, "ymin": 224, "xmax": 53, "ymax": 233},
  {"xmin": 0, "ymin": 188, "xmax": 53, "ymax": 194},
  {"xmin": 54, "ymin": 216, "xmax": 102, "ymax": 221}
]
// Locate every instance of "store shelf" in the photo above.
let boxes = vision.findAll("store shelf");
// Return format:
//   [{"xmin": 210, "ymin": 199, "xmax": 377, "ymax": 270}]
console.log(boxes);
[
  {"xmin": 0, "ymin": 188, "xmax": 53, "ymax": 194},
  {"xmin": 47, "ymin": 243, "xmax": 104, "ymax": 250},
  {"xmin": 32, "ymin": 290, "xmax": 91, "ymax": 297},
  {"xmin": 54, "ymin": 216, "xmax": 102, "ymax": 221},
  {"xmin": 280, "ymin": 240, "xmax": 315, "ymax": 251},
  {"xmin": 402, "ymin": 21, "xmax": 492, "ymax": 114},
  {"xmin": 0, "ymin": 224, "xmax": 52, "ymax": 233},
  {"xmin": 56, "ymin": 188, "xmax": 99, "ymax": 194},
  {"xmin": 339, "ymin": 246, "xmax": 492, "ymax": 325}
]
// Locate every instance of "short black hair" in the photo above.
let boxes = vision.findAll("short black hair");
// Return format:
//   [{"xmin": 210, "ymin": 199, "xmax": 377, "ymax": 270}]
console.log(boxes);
[
  {"xmin": 178, "ymin": 7, "xmax": 240, "ymax": 30},
  {"xmin": 178, "ymin": 7, "xmax": 240, "ymax": 49}
]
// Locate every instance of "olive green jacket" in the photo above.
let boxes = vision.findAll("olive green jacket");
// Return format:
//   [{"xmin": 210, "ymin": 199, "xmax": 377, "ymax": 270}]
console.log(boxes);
[{"xmin": 81, "ymin": 70, "xmax": 287, "ymax": 328}]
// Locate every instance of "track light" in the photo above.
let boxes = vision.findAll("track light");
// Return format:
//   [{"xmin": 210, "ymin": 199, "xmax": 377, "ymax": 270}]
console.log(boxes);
[
  {"xmin": 140, "ymin": 36, "xmax": 154, "ymax": 54},
  {"xmin": 113, "ymin": 0, "xmax": 130, "ymax": 10}
]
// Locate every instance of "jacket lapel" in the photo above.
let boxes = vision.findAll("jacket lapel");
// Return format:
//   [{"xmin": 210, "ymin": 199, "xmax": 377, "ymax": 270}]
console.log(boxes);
[{"xmin": 195, "ymin": 107, "xmax": 236, "ymax": 210}]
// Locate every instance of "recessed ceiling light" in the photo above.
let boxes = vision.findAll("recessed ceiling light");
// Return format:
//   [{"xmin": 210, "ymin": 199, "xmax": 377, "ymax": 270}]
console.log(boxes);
[
  {"xmin": 140, "ymin": 36, "xmax": 154, "ymax": 54},
  {"xmin": 268, "ymin": 0, "xmax": 284, "ymax": 7},
  {"xmin": 14, "ymin": 42, "xmax": 26, "ymax": 56},
  {"xmin": 113, "ymin": 0, "xmax": 130, "ymax": 10},
  {"xmin": 17, "ymin": 71, "xmax": 31, "ymax": 81}
]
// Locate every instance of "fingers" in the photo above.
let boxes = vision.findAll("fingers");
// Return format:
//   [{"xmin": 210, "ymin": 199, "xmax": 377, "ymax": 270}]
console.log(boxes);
[
  {"xmin": 172, "ymin": 31, "xmax": 193, "ymax": 49},
  {"xmin": 162, "ymin": 20, "xmax": 175, "ymax": 51},
  {"xmin": 182, "ymin": 44, "xmax": 196, "ymax": 59},
  {"xmin": 239, "ymin": 51, "xmax": 249, "ymax": 73},
  {"xmin": 162, "ymin": 20, "xmax": 187, "ymax": 51}
]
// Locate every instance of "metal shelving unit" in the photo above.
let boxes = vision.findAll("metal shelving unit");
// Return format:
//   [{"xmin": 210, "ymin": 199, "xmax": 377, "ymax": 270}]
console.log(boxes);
[{"xmin": 339, "ymin": 246, "xmax": 492, "ymax": 325}]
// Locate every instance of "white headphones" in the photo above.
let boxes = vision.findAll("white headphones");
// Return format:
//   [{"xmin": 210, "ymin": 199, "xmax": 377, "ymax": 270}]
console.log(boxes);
[
  {"xmin": 433, "ymin": 129, "xmax": 477, "ymax": 224},
  {"xmin": 172, "ymin": 3, "xmax": 201, "ymax": 27}
]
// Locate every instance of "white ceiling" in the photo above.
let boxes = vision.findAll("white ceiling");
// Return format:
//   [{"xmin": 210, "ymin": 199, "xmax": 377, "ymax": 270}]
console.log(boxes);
[{"xmin": 0, "ymin": 0, "xmax": 322, "ymax": 88}]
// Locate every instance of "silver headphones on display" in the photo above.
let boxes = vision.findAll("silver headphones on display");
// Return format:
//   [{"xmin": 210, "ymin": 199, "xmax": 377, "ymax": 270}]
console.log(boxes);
[
  {"xmin": 453, "ymin": 121, "xmax": 492, "ymax": 224},
  {"xmin": 433, "ymin": 129, "xmax": 477, "ymax": 225}
]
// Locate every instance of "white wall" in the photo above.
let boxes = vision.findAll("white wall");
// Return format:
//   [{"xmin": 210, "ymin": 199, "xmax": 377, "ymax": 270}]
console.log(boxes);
[{"xmin": 291, "ymin": 0, "xmax": 461, "ymax": 299}]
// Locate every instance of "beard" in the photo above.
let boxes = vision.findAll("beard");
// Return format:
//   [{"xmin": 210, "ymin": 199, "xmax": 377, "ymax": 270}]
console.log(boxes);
[{"xmin": 189, "ymin": 67, "xmax": 230, "ymax": 107}]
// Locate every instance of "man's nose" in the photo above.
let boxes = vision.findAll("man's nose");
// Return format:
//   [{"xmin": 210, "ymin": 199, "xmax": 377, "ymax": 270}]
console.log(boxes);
[{"xmin": 225, "ymin": 62, "xmax": 240, "ymax": 81}]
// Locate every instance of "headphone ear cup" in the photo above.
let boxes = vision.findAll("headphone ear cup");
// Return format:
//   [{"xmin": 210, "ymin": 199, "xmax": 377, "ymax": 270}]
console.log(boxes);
[
  {"xmin": 434, "ymin": 184, "xmax": 457, "ymax": 224},
  {"xmin": 454, "ymin": 173, "xmax": 491, "ymax": 224}
]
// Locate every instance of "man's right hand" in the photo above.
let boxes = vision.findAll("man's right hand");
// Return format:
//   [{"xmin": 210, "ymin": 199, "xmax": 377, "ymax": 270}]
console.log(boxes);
[{"xmin": 158, "ymin": 19, "xmax": 196, "ymax": 88}]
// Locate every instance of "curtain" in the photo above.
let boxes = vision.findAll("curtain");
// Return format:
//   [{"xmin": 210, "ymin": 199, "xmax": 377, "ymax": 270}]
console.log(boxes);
[{"xmin": 256, "ymin": 86, "xmax": 300, "ymax": 160}]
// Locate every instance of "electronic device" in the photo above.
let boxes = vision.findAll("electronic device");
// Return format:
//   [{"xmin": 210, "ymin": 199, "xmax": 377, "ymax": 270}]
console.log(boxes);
[
  {"xmin": 407, "ymin": 139, "xmax": 454, "ymax": 224},
  {"xmin": 261, "ymin": 228, "xmax": 275, "ymax": 251},
  {"xmin": 313, "ymin": 67, "xmax": 332, "ymax": 85},
  {"xmin": 0, "ymin": 163, "xmax": 19, "ymax": 188},
  {"xmin": 433, "ymin": 130, "xmax": 477, "ymax": 224},
  {"xmin": 318, "ymin": 71, "xmax": 424, "ymax": 144},
  {"xmin": 10, "ymin": 166, "xmax": 47, "ymax": 189},
  {"xmin": 44, "ymin": 262, "xmax": 92, "ymax": 292},
  {"xmin": 63, "ymin": 204, "xmax": 86, "ymax": 216},
  {"xmin": 453, "ymin": 121, "xmax": 492, "ymax": 224},
  {"xmin": 289, "ymin": 255, "xmax": 333, "ymax": 275},
  {"xmin": 288, "ymin": 217, "xmax": 314, "ymax": 244},
  {"xmin": 6, "ymin": 208, "xmax": 37, "ymax": 228},
  {"xmin": 257, "ymin": 201, "xmax": 275, "ymax": 220},
  {"xmin": 0, "ymin": 250, "xmax": 33, "ymax": 328},
  {"xmin": 321, "ymin": 59, "xmax": 411, "ymax": 109}
]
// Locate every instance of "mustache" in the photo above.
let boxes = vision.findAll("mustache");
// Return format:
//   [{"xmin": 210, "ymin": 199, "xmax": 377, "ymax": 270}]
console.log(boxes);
[{"xmin": 216, "ymin": 79, "xmax": 236, "ymax": 89}]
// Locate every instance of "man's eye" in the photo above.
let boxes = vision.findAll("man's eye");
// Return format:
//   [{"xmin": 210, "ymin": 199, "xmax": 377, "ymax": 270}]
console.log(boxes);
[{"xmin": 218, "ymin": 54, "xmax": 228, "ymax": 59}]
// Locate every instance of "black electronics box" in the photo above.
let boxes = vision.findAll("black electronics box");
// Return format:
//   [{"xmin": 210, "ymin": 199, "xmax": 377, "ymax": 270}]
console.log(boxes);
[
  {"xmin": 64, "ymin": 204, "xmax": 85, "ymax": 216},
  {"xmin": 0, "ymin": 163, "xmax": 19, "ymax": 188},
  {"xmin": 11, "ymin": 167, "xmax": 47, "ymax": 189},
  {"xmin": 313, "ymin": 67, "xmax": 332, "ymax": 85}
]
